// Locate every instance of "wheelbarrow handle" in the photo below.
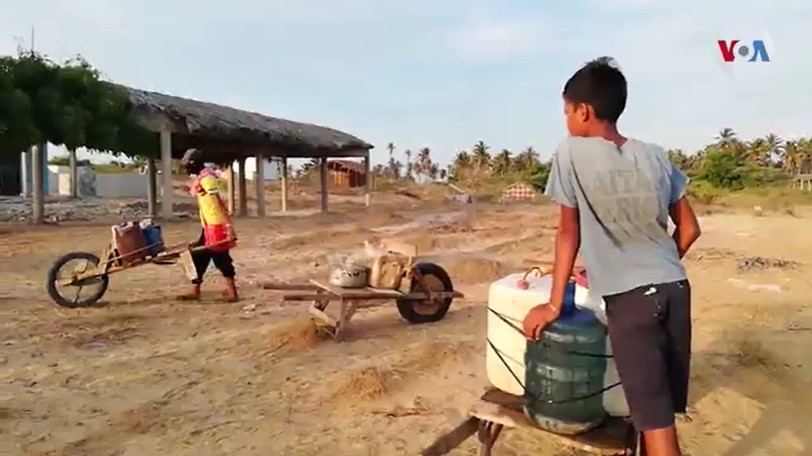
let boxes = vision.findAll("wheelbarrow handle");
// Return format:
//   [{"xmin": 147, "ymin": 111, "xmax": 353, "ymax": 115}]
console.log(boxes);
[{"xmin": 188, "ymin": 238, "xmax": 238, "ymax": 252}]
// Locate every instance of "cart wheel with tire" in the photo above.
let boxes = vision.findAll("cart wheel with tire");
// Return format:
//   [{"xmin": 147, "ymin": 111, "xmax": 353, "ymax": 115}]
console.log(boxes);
[{"xmin": 396, "ymin": 262, "xmax": 455, "ymax": 324}]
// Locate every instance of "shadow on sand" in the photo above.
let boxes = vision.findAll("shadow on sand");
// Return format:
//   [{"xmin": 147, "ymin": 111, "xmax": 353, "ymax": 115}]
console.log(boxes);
[{"xmin": 688, "ymin": 302, "xmax": 812, "ymax": 455}]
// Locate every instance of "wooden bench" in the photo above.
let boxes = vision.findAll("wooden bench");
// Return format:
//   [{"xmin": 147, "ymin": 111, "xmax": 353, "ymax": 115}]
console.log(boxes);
[{"xmin": 422, "ymin": 388, "xmax": 638, "ymax": 456}]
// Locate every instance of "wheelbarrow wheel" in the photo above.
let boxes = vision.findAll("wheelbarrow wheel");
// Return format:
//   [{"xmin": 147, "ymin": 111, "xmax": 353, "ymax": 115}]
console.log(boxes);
[
  {"xmin": 397, "ymin": 262, "xmax": 454, "ymax": 324},
  {"xmin": 46, "ymin": 252, "xmax": 109, "ymax": 308}
]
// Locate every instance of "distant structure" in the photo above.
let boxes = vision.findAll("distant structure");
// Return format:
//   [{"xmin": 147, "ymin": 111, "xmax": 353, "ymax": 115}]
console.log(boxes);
[
  {"xmin": 499, "ymin": 182, "xmax": 538, "ymax": 203},
  {"xmin": 327, "ymin": 159, "xmax": 366, "ymax": 188},
  {"xmin": 793, "ymin": 174, "xmax": 812, "ymax": 192}
]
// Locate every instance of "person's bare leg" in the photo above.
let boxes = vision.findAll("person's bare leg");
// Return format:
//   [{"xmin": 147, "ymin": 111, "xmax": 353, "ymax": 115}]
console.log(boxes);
[{"xmin": 642, "ymin": 426, "xmax": 681, "ymax": 456}]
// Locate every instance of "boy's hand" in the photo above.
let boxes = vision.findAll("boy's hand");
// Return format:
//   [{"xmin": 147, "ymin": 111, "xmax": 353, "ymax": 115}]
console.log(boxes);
[
  {"xmin": 523, "ymin": 304, "xmax": 562, "ymax": 340},
  {"xmin": 226, "ymin": 224, "xmax": 237, "ymax": 241}
]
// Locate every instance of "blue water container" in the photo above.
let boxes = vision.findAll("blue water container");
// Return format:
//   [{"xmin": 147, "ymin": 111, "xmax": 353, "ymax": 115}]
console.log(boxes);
[
  {"xmin": 561, "ymin": 281, "xmax": 577, "ymax": 317},
  {"xmin": 524, "ymin": 304, "xmax": 608, "ymax": 435},
  {"xmin": 141, "ymin": 224, "xmax": 165, "ymax": 256}
]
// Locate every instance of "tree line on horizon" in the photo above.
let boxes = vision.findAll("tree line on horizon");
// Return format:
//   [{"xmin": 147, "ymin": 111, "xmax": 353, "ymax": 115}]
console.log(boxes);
[{"xmin": 368, "ymin": 129, "xmax": 811, "ymax": 192}]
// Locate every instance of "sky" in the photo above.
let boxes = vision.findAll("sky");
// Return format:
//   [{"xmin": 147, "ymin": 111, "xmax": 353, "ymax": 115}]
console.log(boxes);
[{"xmin": 1, "ymin": 0, "xmax": 811, "ymax": 166}]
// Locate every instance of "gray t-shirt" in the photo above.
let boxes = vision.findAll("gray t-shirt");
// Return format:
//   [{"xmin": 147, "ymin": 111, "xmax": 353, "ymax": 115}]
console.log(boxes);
[{"xmin": 544, "ymin": 137, "xmax": 689, "ymax": 296}]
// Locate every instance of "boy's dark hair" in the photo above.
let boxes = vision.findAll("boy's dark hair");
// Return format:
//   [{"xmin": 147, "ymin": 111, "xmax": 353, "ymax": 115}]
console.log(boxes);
[{"xmin": 562, "ymin": 56, "xmax": 627, "ymax": 123}]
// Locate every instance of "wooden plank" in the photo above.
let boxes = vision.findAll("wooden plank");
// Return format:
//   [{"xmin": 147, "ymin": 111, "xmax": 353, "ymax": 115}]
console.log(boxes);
[
  {"xmin": 309, "ymin": 279, "xmax": 403, "ymax": 299},
  {"xmin": 308, "ymin": 306, "xmax": 337, "ymax": 327},
  {"xmin": 421, "ymin": 417, "xmax": 480, "ymax": 456},
  {"xmin": 399, "ymin": 291, "xmax": 464, "ymax": 300},
  {"xmin": 473, "ymin": 389, "xmax": 634, "ymax": 456},
  {"xmin": 283, "ymin": 293, "xmax": 334, "ymax": 302},
  {"xmin": 286, "ymin": 283, "xmax": 463, "ymax": 302},
  {"xmin": 334, "ymin": 300, "xmax": 356, "ymax": 342},
  {"xmin": 261, "ymin": 281, "xmax": 319, "ymax": 291}
]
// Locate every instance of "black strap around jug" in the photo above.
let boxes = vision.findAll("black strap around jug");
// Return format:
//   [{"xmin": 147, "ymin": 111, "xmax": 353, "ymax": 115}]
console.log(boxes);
[{"xmin": 486, "ymin": 265, "xmax": 621, "ymax": 406}]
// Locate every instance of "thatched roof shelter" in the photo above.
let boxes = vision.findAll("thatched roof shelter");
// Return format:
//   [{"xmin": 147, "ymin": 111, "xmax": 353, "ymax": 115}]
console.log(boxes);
[{"xmin": 116, "ymin": 84, "xmax": 373, "ymax": 161}]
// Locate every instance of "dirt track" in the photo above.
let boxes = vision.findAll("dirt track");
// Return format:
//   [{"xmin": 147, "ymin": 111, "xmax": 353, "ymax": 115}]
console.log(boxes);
[{"xmin": 2, "ymin": 197, "xmax": 811, "ymax": 456}]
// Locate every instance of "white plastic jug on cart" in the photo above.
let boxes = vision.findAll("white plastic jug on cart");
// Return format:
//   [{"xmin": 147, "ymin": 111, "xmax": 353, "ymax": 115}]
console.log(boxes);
[{"xmin": 485, "ymin": 266, "xmax": 630, "ymax": 417}]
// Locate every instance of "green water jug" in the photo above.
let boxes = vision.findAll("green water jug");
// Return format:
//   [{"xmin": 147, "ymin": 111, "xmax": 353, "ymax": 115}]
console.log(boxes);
[{"xmin": 524, "ymin": 305, "xmax": 609, "ymax": 435}]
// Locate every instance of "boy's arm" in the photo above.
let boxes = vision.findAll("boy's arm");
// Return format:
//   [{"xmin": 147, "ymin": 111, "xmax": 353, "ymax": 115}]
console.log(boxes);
[
  {"xmin": 545, "ymin": 142, "xmax": 581, "ymax": 311},
  {"xmin": 523, "ymin": 141, "xmax": 580, "ymax": 339},
  {"xmin": 550, "ymin": 205, "xmax": 581, "ymax": 311},
  {"xmin": 669, "ymin": 197, "xmax": 700, "ymax": 258},
  {"xmin": 667, "ymin": 161, "xmax": 700, "ymax": 258}
]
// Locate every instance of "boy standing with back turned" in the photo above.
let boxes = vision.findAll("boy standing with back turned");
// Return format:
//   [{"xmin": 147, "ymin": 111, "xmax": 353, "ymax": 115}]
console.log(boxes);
[{"xmin": 522, "ymin": 57, "xmax": 702, "ymax": 456}]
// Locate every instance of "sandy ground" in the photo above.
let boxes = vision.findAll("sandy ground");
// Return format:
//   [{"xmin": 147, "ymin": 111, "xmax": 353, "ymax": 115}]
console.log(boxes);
[{"xmin": 1, "ymin": 193, "xmax": 811, "ymax": 456}]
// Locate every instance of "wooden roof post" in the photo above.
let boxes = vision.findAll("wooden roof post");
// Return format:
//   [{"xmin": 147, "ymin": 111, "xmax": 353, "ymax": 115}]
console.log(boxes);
[
  {"xmin": 159, "ymin": 126, "xmax": 174, "ymax": 220},
  {"xmin": 320, "ymin": 157, "xmax": 328, "ymax": 213},
  {"xmin": 237, "ymin": 157, "xmax": 248, "ymax": 217},
  {"xmin": 280, "ymin": 156, "xmax": 288, "ymax": 212},
  {"xmin": 226, "ymin": 161, "xmax": 236, "ymax": 215},
  {"xmin": 31, "ymin": 144, "xmax": 44, "ymax": 224},
  {"xmin": 255, "ymin": 152, "xmax": 266, "ymax": 217},
  {"xmin": 364, "ymin": 152, "xmax": 371, "ymax": 207},
  {"xmin": 147, "ymin": 158, "xmax": 158, "ymax": 218},
  {"xmin": 68, "ymin": 148, "xmax": 78, "ymax": 198}
]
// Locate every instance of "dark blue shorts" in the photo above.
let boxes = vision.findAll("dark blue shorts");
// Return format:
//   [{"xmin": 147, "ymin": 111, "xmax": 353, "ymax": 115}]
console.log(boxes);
[{"xmin": 603, "ymin": 280, "xmax": 692, "ymax": 431}]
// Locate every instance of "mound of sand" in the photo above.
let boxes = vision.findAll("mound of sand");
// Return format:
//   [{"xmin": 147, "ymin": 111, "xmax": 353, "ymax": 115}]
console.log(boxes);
[
  {"xmin": 438, "ymin": 256, "xmax": 512, "ymax": 284},
  {"xmin": 327, "ymin": 367, "xmax": 399, "ymax": 403},
  {"xmin": 268, "ymin": 318, "xmax": 328, "ymax": 351},
  {"xmin": 400, "ymin": 341, "xmax": 477, "ymax": 373}
]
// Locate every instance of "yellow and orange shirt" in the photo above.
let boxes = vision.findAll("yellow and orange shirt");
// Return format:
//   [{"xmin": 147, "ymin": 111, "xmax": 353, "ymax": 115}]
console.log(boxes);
[{"xmin": 194, "ymin": 174, "xmax": 228, "ymax": 227}]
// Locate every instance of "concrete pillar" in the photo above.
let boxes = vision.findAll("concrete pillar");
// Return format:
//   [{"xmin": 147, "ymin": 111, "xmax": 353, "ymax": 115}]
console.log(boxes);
[
  {"xmin": 237, "ymin": 157, "xmax": 248, "ymax": 217},
  {"xmin": 255, "ymin": 152, "xmax": 266, "ymax": 217},
  {"xmin": 68, "ymin": 148, "xmax": 77, "ymax": 198},
  {"xmin": 160, "ymin": 127, "xmax": 174, "ymax": 220},
  {"xmin": 363, "ymin": 153, "xmax": 371, "ymax": 207},
  {"xmin": 31, "ymin": 144, "xmax": 45, "ymax": 224},
  {"xmin": 226, "ymin": 162, "xmax": 236, "ymax": 215},
  {"xmin": 280, "ymin": 156, "xmax": 288, "ymax": 212},
  {"xmin": 20, "ymin": 150, "xmax": 30, "ymax": 197},
  {"xmin": 320, "ymin": 157, "xmax": 328, "ymax": 213},
  {"xmin": 147, "ymin": 158, "xmax": 158, "ymax": 218}
]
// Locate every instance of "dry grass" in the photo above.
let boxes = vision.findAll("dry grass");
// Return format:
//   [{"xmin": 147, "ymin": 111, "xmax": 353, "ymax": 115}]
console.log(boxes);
[
  {"xmin": 400, "ymin": 341, "xmax": 477, "ymax": 373},
  {"xmin": 267, "ymin": 317, "xmax": 329, "ymax": 351},
  {"xmin": 327, "ymin": 366, "xmax": 400, "ymax": 403},
  {"xmin": 736, "ymin": 256, "xmax": 800, "ymax": 273},
  {"xmin": 325, "ymin": 341, "xmax": 477, "ymax": 405}
]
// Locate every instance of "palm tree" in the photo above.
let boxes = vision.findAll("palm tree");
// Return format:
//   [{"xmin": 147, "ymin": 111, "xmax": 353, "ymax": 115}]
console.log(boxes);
[
  {"xmin": 417, "ymin": 147, "xmax": 432, "ymax": 180},
  {"xmin": 783, "ymin": 141, "xmax": 802, "ymax": 175},
  {"xmin": 429, "ymin": 163, "xmax": 439, "ymax": 181},
  {"xmin": 404, "ymin": 149, "xmax": 413, "ymax": 180},
  {"xmin": 514, "ymin": 146, "xmax": 540, "ymax": 171},
  {"xmin": 745, "ymin": 138, "xmax": 770, "ymax": 165},
  {"xmin": 386, "ymin": 142, "xmax": 398, "ymax": 178},
  {"xmin": 764, "ymin": 133, "xmax": 783, "ymax": 164},
  {"xmin": 715, "ymin": 128, "xmax": 737, "ymax": 147},
  {"xmin": 452, "ymin": 150, "xmax": 471, "ymax": 168},
  {"xmin": 492, "ymin": 149, "xmax": 512, "ymax": 175},
  {"xmin": 667, "ymin": 149, "xmax": 691, "ymax": 169},
  {"xmin": 449, "ymin": 150, "xmax": 472, "ymax": 181},
  {"xmin": 472, "ymin": 140, "xmax": 491, "ymax": 171}
]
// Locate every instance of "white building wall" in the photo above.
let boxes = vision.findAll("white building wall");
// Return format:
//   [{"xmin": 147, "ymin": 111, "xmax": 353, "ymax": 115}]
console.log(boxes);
[{"xmin": 233, "ymin": 157, "xmax": 280, "ymax": 181}]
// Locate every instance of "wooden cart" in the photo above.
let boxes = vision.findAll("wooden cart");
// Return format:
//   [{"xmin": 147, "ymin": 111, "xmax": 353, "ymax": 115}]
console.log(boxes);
[
  {"xmin": 265, "ymin": 271, "xmax": 464, "ymax": 342},
  {"xmin": 422, "ymin": 388, "xmax": 639, "ymax": 456},
  {"xmin": 45, "ymin": 239, "xmax": 228, "ymax": 308}
]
